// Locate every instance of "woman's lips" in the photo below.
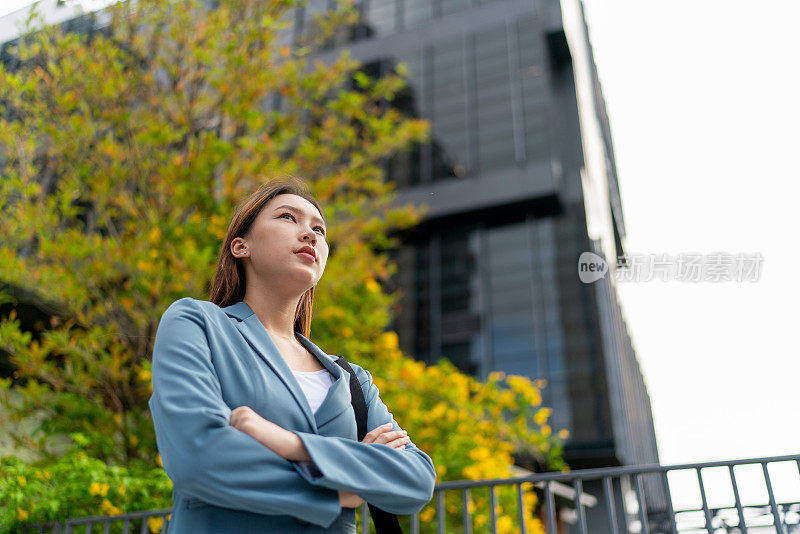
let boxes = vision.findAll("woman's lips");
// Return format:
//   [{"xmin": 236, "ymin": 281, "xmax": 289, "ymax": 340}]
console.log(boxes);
[{"xmin": 295, "ymin": 252, "xmax": 315, "ymax": 262}]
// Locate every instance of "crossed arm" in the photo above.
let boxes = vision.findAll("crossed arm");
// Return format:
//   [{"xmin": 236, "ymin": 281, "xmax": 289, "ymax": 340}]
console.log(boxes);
[
  {"xmin": 228, "ymin": 407, "xmax": 411, "ymax": 508},
  {"xmin": 149, "ymin": 298, "xmax": 436, "ymax": 528}
]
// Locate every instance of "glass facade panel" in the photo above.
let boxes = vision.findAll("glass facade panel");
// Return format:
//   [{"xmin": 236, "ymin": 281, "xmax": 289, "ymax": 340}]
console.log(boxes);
[
  {"xmin": 473, "ymin": 25, "xmax": 515, "ymax": 172},
  {"xmin": 404, "ymin": 0, "xmax": 434, "ymax": 30},
  {"xmin": 430, "ymin": 38, "xmax": 469, "ymax": 181},
  {"xmin": 516, "ymin": 14, "xmax": 550, "ymax": 162},
  {"xmin": 386, "ymin": 52, "xmax": 424, "ymax": 187},
  {"xmin": 365, "ymin": 0, "xmax": 396, "ymax": 37}
]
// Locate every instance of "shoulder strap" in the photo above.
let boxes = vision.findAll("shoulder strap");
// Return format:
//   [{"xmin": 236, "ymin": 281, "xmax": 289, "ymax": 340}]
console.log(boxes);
[
  {"xmin": 334, "ymin": 356, "xmax": 404, "ymax": 534},
  {"xmin": 334, "ymin": 356, "xmax": 368, "ymax": 441}
]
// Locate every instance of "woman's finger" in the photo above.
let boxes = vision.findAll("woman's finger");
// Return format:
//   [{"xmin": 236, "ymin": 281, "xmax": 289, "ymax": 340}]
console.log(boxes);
[
  {"xmin": 361, "ymin": 422, "xmax": 394, "ymax": 443},
  {"xmin": 384, "ymin": 435, "xmax": 411, "ymax": 449},
  {"xmin": 373, "ymin": 429, "xmax": 407, "ymax": 444}
]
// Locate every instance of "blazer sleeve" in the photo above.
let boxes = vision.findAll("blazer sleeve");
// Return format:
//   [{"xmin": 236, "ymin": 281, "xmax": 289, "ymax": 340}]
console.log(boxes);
[
  {"xmin": 148, "ymin": 298, "xmax": 342, "ymax": 528},
  {"xmin": 291, "ymin": 364, "xmax": 437, "ymax": 515}
]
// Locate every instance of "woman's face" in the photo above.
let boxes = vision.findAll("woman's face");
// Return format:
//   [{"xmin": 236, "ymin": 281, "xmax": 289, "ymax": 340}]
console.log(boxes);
[{"xmin": 234, "ymin": 193, "xmax": 328, "ymax": 294}]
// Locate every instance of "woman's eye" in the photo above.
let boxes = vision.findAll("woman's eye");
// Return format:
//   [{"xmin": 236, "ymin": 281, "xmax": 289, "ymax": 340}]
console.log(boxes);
[{"xmin": 282, "ymin": 213, "xmax": 325, "ymax": 236}]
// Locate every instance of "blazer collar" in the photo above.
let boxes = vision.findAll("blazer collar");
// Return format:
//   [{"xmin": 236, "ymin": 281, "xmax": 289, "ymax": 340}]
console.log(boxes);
[{"xmin": 222, "ymin": 300, "xmax": 351, "ymax": 432}]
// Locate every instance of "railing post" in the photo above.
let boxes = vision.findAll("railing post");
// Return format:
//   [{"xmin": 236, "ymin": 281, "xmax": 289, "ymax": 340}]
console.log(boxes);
[
  {"xmin": 544, "ymin": 481, "xmax": 556, "ymax": 534},
  {"xmin": 633, "ymin": 473, "xmax": 649, "ymax": 534},
  {"xmin": 515, "ymin": 482, "xmax": 527, "ymax": 534},
  {"xmin": 462, "ymin": 487, "xmax": 472, "ymax": 534},
  {"xmin": 436, "ymin": 489, "xmax": 445, "ymax": 534},
  {"xmin": 762, "ymin": 461, "xmax": 787, "ymax": 534},
  {"xmin": 573, "ymin": 479, "xmax": 587, "ymax": 534},
  {"xmin": 603, "ymin": 476, "xmax": 619, "ymax": 534},
  {"xmin": 728, "ymin": 464, "xmax": 748, "ymax": 534},
  {"xmin": 660, "ymin": 470, "xmax": 678, "ymax": 534},
  {"xmin": 695, "ymin": 467, "xmax": 714, "ymax": 533}
]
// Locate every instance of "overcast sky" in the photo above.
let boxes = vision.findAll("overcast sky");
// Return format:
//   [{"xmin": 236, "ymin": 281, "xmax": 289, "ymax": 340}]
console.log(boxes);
[
  {"xmin": 580, "ymin": 0, "xmax": 799, "ymax": 462},
  {"xmin": 3, "ymin": 0, "xmax": 799, "ymax": 509}
]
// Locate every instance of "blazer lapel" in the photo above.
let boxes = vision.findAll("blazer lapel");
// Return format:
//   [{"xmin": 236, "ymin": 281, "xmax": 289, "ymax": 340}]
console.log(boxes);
[
  {"xmin": 223, "ymin": 301, "xmax": 318, "ymax": 433},
  {"xmin": 294, "ymin": 332, "xmax": 353, "ymax": 429},
  {"xmin": 222, "ymin": 301, "xmax": 353, "ymax": 432}
]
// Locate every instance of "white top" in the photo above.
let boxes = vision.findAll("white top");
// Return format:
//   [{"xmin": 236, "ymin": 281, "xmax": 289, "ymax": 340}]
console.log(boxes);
[{"xmin": 291, "ymin": 368, "xmax": 335, "ymax": 413}]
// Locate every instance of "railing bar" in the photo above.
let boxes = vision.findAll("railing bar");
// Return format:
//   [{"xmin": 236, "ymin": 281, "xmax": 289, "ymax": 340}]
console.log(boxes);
[
  {"xmin": 762, "ymin": 462, "xmax": 787, "ymax": 534},
  {"xmin": 728, "ymin": 464, "xmax": 748, "ymax": 534},
  {"xmin": 516, "ymin": 483, "xmax": 527, "ymax": 534},
  {"xmin": 360, "ymin": 502, "xmax": 368, "ymax": 534},
  {"xmin": 574, "ymin": 479, "xmax": 587, "ymax": 534},
  {"xmin": 436, "ymin": 489, "xmax": 445, "ymax": 534},
  {"xmin": 122, "ymin": 519, "xmax": 130, "ymax": 534},
  {"xmin": 411, "ymin": 510, "xmax": 420, "ymax": 534},
  {"xmin": 695, "ymin": 467, "xmax": 714, "ymax": 533},
  {"xmin": 544, "ymin": 481, "xmax": 557, "ymax": 534},
  {"xmin": 84, "ymin": 523, "xmax": 92, "ymax": 534},
  {"xmin": 660, "ymin": 470, "xmax": 678, "ymax": 534},
  {"xmin": 489, "ymin": 485, "xmax": 497, "ymax": 534},
  {"xmin": 603, "ymin": 476, "xmax": 619, "ymax": 534},
  {"xmin": 140, "ymin": 515, "xmax": 149, "ymax": 534},
  {"xmin": 633, "ymin": 473, "xmax": 650, "ymax": 534},
  {"xmin": 462, "ymin": 487, "xmax": 472, "ymax": 534}
]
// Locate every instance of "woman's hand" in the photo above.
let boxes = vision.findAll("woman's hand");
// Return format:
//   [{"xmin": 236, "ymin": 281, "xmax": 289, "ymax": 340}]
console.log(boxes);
[
  {"xmin": 362, "ymin": 422, "xmax": 411, "ymax": 450},
  {"xmin": 338, "ymin": 490, "xmax": 365, "ymax": 509}
]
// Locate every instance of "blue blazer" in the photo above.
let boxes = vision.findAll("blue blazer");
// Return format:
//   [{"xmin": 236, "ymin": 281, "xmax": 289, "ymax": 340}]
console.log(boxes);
[{"xmin": 148, "ymin": 297, "xmax": 436, "ymax": 533}]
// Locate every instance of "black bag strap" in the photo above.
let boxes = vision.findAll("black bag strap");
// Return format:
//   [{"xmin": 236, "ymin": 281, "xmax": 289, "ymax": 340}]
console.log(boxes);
[{"xmin": 335, "ymin": 356, "xmax": 403, "ymax": 534}]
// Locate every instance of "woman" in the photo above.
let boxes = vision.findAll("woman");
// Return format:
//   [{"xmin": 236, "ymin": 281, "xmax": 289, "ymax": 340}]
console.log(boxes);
[{"xmin": 148, "ymin": 178, "xmax": 436, "ymax": 533}]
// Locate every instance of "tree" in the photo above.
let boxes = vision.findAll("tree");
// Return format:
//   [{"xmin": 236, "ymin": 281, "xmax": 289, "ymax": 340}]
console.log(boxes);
[{"xmin": 0, "ymin": 0, "xmax": 567, "ymax": 531}]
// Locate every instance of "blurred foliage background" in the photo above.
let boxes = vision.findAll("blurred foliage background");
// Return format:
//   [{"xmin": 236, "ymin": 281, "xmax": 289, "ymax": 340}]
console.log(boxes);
[{"xmin": 0, "ymin": 0, "xmax": 568, "ymax": 531}]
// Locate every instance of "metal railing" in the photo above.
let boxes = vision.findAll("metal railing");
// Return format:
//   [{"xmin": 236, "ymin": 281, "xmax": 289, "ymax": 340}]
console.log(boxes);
[{"xmin": 22, "ymin": 453, "xmax": 800, "ymax": 533}]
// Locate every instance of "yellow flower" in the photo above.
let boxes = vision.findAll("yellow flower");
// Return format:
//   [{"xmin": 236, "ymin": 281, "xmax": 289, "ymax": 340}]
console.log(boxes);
[
  {"xmin": 118, "ymin": 485, "xmax": 127, "ymax": 496},
  {"xmin": 498, "ymin": 390, "xmax": 515, "ymax": 407},
  {"xmin": 90, "ymin": 482, "xmax": 110, "ymax": 496},
  {"xmin": 541, "ymin": 425, "xmax": 551, "ymax": 437},
  {"xmin": 148, "ymin": 517, "xmax": 164, "ymax": 532},
  {"xmin": 558, "ymin": 428, "xmax": 570, "ymax": 439},
  {"xmin": 148, "ymin": 227, "xmax": 162, "ymax": 244},
  {"xmin": 156, "ymin": 453, "xmax": 163, "ymax": 468},
  {"xmin": 462, "ymin": 465, "xmax": 481, "ymax": 480},
  {"xmin": 430, "ymin": 402, "xmax": 447, "ymax": 419},
  {"xmin": 16, "ymin": 475, "xmax": 26, "ymax": 486},
  {"xmin": 419, "ymin": 506, "xmax": 435, "ymax": 522},
  {"xmin": 533, "ymin": 407, "xmax": 551, "ymax": 425},
  {"xmin": 381, "ymin": 331, "xmax": 399, "ymax": 350},
  {"xmin": 506, "ymin": 375, "xmax": 529, "ymax": 392},
  {"xmin": 468, "ymin": 447, "xmax": 491, "ymax": 461},
  {"xmin": 497, "ymin": 515, "xmax": 514, "ymax": 534},
  {"xmin": 488, "ymin": 371, "xmax": 505, "ymax": 382},
  {"xmin": 101, "ymin": 499, "xmax": 122, "ymax": 516},
  {"xmin": 16, "ymin": 507, "xmax": 28, "ymax": 521},
  {"xmin": 365, "ymin": 278, "xmax": 381, "ymax": 293}
]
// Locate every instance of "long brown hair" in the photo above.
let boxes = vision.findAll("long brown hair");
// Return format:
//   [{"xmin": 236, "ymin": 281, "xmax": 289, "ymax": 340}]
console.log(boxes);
[{"xmin": 208, "ymin": 177, "xmax": 326, "ymax": 338}]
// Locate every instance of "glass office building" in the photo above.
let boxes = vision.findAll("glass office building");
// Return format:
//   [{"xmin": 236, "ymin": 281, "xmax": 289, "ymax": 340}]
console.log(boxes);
[{"xmin": 291, "ymin": 0, "xmax": 669, "ymax": 526}]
